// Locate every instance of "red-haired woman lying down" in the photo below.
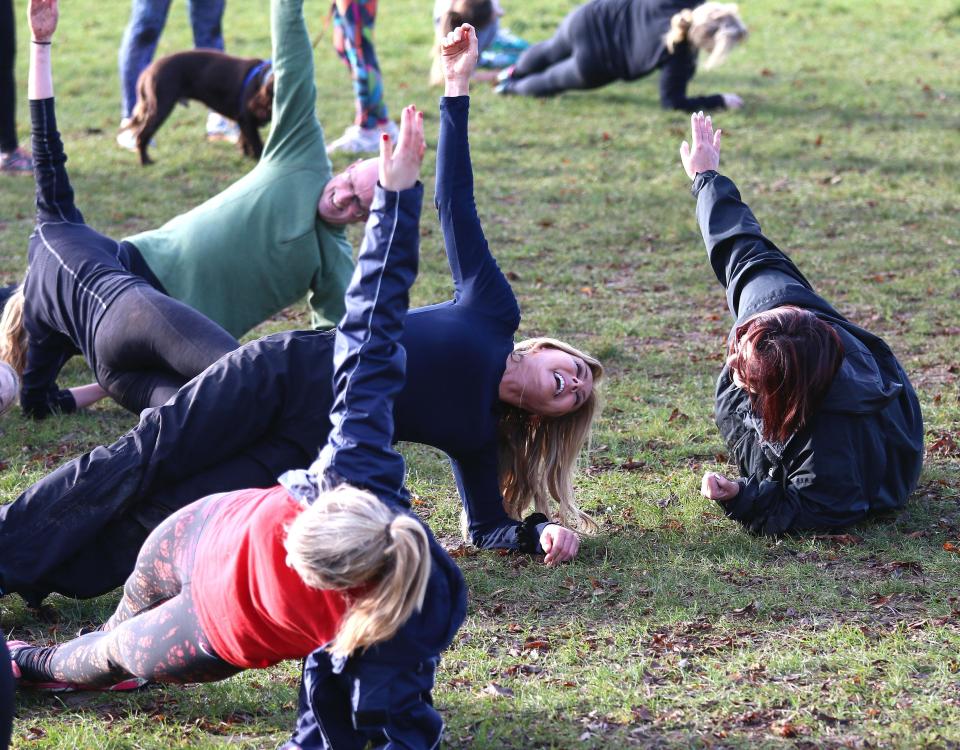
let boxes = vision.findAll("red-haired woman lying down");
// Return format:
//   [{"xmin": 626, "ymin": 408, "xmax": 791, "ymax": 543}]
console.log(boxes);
[{"xmin": 680, "ymin": 112, "xmax": 923, "ymax": 535}]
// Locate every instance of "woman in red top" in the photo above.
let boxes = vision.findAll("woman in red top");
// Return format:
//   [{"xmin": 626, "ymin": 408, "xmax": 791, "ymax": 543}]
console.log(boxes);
[{"xmin": 9, "ymin": 7, "xmax": 465, "ymax": 746}]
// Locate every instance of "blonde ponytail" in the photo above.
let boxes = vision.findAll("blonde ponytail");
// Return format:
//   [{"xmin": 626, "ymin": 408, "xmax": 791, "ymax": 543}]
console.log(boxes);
[
  {"xmin": 0, "ymin": 285, "xmax": 28, "ymax": 376},
  {"xmin": 664, "ymin": 8, "xmax": 694, "ymax": 53},
  {"xmin": 284, "ymin": 485, "xmax": 431, "ymax": 659}
]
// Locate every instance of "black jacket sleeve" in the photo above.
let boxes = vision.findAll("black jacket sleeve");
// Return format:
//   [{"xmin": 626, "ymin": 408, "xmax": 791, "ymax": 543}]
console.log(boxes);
[
  {"xmin": 658, "ymin": 47, "xmax": 725, "ymax": 112},
  {"xmin": 692, "ymin": 170, "xmax": 845, "ymax": 323},
  {"xmin": 30, "ymin": 98, "xmax": 84, "ymax": 225}
]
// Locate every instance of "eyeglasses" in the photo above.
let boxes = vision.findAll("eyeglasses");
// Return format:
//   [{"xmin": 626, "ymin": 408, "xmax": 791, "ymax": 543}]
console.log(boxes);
[{"xmin": 343, "ymin": 165, "xmax": 370, "ymax": 222}]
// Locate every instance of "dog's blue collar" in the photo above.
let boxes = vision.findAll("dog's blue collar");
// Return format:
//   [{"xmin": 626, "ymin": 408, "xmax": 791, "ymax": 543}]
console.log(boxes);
[{"xmin": 240, "ymin": 59, "xmax": 272, "ymax": 112}]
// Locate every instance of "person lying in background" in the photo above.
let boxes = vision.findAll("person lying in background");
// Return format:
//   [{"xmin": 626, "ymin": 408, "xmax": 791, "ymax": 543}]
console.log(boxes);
[
  {"xmin": 680, "ymin": 111, "xmax": 923, "ymax": 535},
  {"xmin": 497, "ymin": 0, "xmax": 745, "ymax": 111}
]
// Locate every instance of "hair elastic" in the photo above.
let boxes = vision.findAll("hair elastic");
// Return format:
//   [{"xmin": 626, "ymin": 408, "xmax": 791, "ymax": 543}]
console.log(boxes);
[{"xmin": 32, "ymin": 40, "xmax": 52, "ymax": 45}]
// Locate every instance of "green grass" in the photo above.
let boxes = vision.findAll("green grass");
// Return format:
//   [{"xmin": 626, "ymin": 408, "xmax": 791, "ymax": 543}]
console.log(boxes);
[{"xmin": 2, "ymin": 0, "xmax": 959, "ymax": 747}]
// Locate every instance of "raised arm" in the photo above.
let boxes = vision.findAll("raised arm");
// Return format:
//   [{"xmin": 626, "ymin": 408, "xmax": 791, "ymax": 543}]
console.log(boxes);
[
  {"xmin": 315, "ymin": 105, "xmax": 426, "ymax": 504},
  {"xmin": 27, "ymin": 0, "xmax": 82, "ymax": 224},
  {"xmin": 259, "ymin": 0, "xmax": 324, "ymax": 161},
  {"xmin": 435, "ymin": 25, "xmax": 519, "ymax": 320},
  {"xmin": 680, "ymin": 112, "xmax": 840, "ymax": 323}
]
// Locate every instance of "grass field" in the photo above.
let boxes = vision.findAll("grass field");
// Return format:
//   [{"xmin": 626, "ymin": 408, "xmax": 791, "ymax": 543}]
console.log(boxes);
[{"xmin": 1, "ymin": 0, "xmax": 959, "ymax": 747}]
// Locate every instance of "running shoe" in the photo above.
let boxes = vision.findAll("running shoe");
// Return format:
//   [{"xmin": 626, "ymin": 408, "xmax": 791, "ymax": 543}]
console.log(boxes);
[
  {"xmin": 206, "ymin": 112, "xmax": 241, "ymax": 144},
  {"xmin": 326, "ymin": 120, "xmax": 399, "ymax": 155},
  {"xmin": 0, "ymin": 147, "xmax": 33, "ymax": 174},
  {"xmin": 490, "ymin": 27, "xmax": 530, "ymax": 52},
  {"xmin": 116, "ymin": 118, "xmax": 139, "ymax": 152}
]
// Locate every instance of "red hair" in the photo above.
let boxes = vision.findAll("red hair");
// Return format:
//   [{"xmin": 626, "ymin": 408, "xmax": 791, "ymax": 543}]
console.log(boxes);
[{"xmin": 728, "ymin": 306, "xmax": 844, "ymax": 444}]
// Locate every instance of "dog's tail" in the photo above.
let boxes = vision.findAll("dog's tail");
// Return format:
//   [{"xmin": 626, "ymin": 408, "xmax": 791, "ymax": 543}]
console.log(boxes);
[{"xmin": 128, "ymin": 70, "xmax": 158, "ymax": 165}]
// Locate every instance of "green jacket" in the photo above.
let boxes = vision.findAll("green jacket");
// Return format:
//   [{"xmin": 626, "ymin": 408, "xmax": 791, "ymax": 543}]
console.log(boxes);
[{"xmin": 125, "ymin": 0, "xmax": 354, "ymax": 338}]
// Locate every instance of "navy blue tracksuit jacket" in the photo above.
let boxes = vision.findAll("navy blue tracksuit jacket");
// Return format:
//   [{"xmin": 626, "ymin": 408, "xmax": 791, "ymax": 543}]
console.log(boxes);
[
  {"xmin": 694, "ymin": 171, "xmax": 924, "ymax": 535},
  {"xmin": 0, "ymin": 635, "xmax": 11, "ymax": 750},
  {"xmin": 273, "ymin": 181, "xmax": 466, "ymax": 748}
]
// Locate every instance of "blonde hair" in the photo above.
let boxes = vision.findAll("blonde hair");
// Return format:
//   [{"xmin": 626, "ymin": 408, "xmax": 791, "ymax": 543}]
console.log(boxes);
[
  {"xmin": 430, "ymin": 0, "xmax": 497, "ymax": 86},
  {"xmin": 284, "ymin": 485, "xmax": 431, "ymax": 659},
  {"xmin": 664, "ymin": 3, "xmax": 747, "ymax": 70},
  {"xmin": 0, "ymin": 285, "xmax": 27, "ymax": 376},
  {"xmin": 495, "ymin": 337, "xmax": 603, "ymax": 535}
]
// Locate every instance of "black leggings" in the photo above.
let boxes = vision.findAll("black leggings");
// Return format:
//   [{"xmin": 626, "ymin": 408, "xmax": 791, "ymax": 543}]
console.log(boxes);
[
  {"xmin": 15, "ymin": 494, "xmax": 241, "ymax": 687},
  {"xmin": 510, "ymin": 5, "xmax": 610, "ymax": 96},
  {"xmin": 0, "ymin": 0, "xmax": 17, "ymax": 153},
  {"xmin": 94, "ymin": 285, "xmax": 239, "ymax": 414}
]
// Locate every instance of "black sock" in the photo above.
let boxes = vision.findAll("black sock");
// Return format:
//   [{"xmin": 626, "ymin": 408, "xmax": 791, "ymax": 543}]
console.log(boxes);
[{"xmin": 13, "ymin": 645, "xmax": 58, "ymax": 682}]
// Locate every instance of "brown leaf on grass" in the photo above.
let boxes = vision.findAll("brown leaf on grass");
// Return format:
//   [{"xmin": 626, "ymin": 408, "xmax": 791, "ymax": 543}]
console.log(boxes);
[
  {"xmin": 771, "ymin": 721, "xmax": 800, "ymax": 737},
  {"xmin": 814, "ymin": 134, "xmax": 823, "ymax": 147},
  {"xmin": 880, "ymin": 560, "xmax": 923, "ymax": 575},
  {"xmin": 523, "ymin": 637, "xmax": 551, "ymax": 652},
  {"xmin": 482, "ymin": 682, "xmax": 514, "ymax": 698},
  {"xmin": 943, "ymin": 542, "xmax": 960, "ymax": 554},
  {"xmin": 668, "ymin": 407, "xmax": 689, "ymax": 423},
  {"xmin": 761, "ymin": 68, "xmax": 775, "ymax": 76},
  {"xmin": 869, "ymin": 593, "xmax": 893, "ymax": 607},
  {"xmin": 928, "ymin": 432, "xmax": 960, "ymax": 457},
  {"xmin": 505, "ymin": 663, "xmax": 543, "ymax": 676},
  {"xmin": 620, "ymin": 458, "xmax": 645, "ymax": 471},
  {"xmin": 445, "ymin": 543, "xmax": 479, "ymax": 559},
  {"xmin": 580, "ymin": 286, "xmax": 594, "ymax": 297}
]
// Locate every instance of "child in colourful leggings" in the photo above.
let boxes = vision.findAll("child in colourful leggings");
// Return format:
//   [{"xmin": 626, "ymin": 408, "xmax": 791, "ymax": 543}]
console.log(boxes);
[
  {"xmin": 326, "ymin": 0, "xmax": 398, "ymax": 154},
  {"xmin": 9, "ymin": 8, "xmax": 465, "ymax": 743}
]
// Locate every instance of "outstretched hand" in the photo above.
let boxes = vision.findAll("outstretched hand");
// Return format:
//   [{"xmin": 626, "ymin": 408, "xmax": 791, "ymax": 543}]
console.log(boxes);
[
  {"xmin": 700, "ymin": 471, "xmax": 740, "ymax": 503},
  {"xmin": 29, "ymin": 0, "xmax": 58, "ymax": 42},
  {"xmin": 440, "ymin": 23, "xmax": 478, "ymax": 96},
  {"xmin": 378, "ymin": 104, "xmax": 426, "ymax": 192},
  {"xmin": 680, "ymin": 111, "xmax": 722, "ymax": 180},
  {"xmin": 540, "ymin": 524, "xmax": 580, "ymax": 566}
]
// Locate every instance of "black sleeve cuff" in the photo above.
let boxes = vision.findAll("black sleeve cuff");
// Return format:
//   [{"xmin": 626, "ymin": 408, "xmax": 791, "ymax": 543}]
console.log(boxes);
[
  {"xmin": 518, "ymin": 512, "xmax": 549, "ymax": 554},
  {"xmin": 691, "ymin": 170, "xmax": 719, "ymax": 197}
]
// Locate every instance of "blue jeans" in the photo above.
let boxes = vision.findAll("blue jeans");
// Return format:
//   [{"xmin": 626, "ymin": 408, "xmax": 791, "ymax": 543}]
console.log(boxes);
[{"xmin": 118, "ymin": 0, "xmax": 226, "ymax": 119}]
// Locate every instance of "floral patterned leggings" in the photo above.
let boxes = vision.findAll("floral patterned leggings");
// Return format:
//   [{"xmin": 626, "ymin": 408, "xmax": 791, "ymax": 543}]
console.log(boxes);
[
  {"xmin": 16, "ymin": 495, "xmax": 241, "ymax": 687},
  {"xmin": 332, "ymin": 0, "xmax": 388, "ymax": 129}
]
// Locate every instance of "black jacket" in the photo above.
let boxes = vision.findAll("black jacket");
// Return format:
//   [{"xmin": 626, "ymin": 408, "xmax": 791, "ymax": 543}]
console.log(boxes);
[{"xmin": 694, "ymin": 170, "xmax": 924, "ymax": 535}]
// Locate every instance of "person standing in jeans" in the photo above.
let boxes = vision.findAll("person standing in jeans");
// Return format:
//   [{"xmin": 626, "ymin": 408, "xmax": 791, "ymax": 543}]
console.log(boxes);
[
  {"xmin": 116, "ymin": 0, "xmax": 239, "ymax": 150},
  {"xmin": 1, "ymin": 0, "xmax": 33, "ymax": 172}
]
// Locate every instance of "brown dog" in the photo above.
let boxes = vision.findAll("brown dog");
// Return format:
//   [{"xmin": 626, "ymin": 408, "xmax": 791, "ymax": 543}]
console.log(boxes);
[{"xmin": 128, "ymin": 50, "xmax": 274, "ymax": 166}]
